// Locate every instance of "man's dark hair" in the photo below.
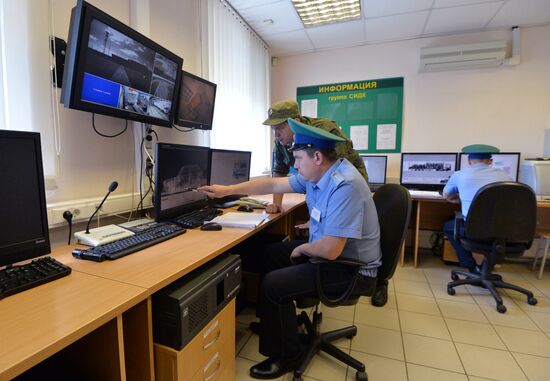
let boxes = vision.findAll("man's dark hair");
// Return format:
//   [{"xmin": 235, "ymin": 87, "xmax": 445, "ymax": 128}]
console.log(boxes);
[{"xmin": 303, "ymin": 147, "xmax": 338, "ymax": 162}]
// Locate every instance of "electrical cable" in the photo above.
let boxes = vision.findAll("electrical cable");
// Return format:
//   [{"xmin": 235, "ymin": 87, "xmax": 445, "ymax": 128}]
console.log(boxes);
[
  {"xmin": 173, "ymin": 124, "xmax": 195, "ymax": 133},
  {"xmin": 92, "ymin": 113, "xmax": 128, "ymax": 138}
]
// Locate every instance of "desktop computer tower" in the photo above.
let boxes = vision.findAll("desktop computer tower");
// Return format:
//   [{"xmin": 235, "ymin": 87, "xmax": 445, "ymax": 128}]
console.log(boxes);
[{"xmin": 152, "ymin": 254, "xmax": 241, "ymax": 350}]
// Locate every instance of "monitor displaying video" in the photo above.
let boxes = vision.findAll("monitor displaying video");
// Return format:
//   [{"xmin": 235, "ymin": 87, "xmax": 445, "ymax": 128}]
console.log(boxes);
[
  {"xmin": 458, "ymin": 152, "xmax": 520, "ymax": 181},
  {"xmin": 360, "ymin": 155, "xmax": 387, "ymax": 185},
  {"xmin": 210, "ymin": 149, "xmax": 251, "ymax": 186},
  {"xmin": 175, "ymin": 70, "xmax": 217, "ymax": 130},
  {"xmin": 400, "ymin": 153, "xmax": 458, "ymax": 190}
]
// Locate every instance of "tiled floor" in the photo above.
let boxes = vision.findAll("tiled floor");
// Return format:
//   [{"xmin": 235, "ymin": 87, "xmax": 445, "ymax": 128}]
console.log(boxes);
[{"xmin": 235, "ymin": 255, "xmax": 550, "ymax": 381}]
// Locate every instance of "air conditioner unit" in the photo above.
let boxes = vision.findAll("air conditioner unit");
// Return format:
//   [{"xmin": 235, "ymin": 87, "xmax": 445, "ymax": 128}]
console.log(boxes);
[{"xmin": 419, "ymin": 41, "xmax": 507, "ymax": 72}]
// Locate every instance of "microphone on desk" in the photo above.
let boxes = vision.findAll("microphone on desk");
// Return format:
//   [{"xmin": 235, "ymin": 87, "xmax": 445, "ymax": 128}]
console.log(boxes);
[{"xmin": 85, "ymin": 181, "xmax": 118, "ymax": 234}]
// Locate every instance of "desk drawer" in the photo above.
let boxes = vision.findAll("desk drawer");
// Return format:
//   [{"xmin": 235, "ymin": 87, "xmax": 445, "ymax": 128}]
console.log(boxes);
[
  {"xmin": 188, "ymin": 344, "xmax": 235, "ymax": 381},
  {"xmin": 154, "ymin": 300, "xmax": 235, "ymax": 381}
]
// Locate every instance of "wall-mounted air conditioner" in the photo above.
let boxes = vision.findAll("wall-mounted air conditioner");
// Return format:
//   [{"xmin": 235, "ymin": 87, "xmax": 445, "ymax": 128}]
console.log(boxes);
[{"xmin": 419, "ymin": 40, "xmax": 507, "ymax": 72}]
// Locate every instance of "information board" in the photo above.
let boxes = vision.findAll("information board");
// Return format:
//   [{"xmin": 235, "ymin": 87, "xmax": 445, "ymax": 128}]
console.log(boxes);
[{"xmin": 296, "ymin": 77, "xmax": 403, "ymax": 153}]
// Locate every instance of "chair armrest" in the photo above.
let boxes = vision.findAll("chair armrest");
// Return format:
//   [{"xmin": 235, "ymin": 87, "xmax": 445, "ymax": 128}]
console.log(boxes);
[{"xmin": 454, "ymin": 211, "xmax": 464, "ymax": 241}]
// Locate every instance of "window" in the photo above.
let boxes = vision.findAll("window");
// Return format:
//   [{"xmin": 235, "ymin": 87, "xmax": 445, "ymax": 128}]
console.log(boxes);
[{"xmin": 201, "ymin": 0, "xmax": 271, "ymax": 177}]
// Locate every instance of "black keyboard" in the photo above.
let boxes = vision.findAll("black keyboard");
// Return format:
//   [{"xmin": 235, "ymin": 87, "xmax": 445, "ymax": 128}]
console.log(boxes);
[
  {"xmin": 0, "ymin": 257, "xmax": 71, "ymax": 299},
  {"xmin": 173, "ymin": 207, "xmax": 223, "ymax": 228},
  {"xmin": 72, "ymin": 222, "xmax": 186, "ymax": 262}
]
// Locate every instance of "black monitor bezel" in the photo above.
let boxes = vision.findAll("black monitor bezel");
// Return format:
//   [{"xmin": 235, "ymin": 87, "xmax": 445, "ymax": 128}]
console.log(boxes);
[
  {"xmin": 61, "ymin": 0, "xmax": 183, "ymax": 128},
  {"xmin": 458, "ymin": 152, "xmax": 521, "ymax": 181},
  {"xmin": 154, "ymin": 143, "xmax": 211, "ymax": 222},
  {"xmin": 359, "ymin": 154, "xmax": 387, "ymax": 185},
  {"xmin": 209, "ymin": 148, "xmax": 252, "ymax": 184},
  {"xmin": 0, "ymin": 130, "xmax": 51, "ymax": 267},
  {"xmin": 400, "ymin": 152, "xmax": 458, "ymax": 191},
  {"xmin": 174, "ymin": 70, "xmax": 217, "ymax": 130}
]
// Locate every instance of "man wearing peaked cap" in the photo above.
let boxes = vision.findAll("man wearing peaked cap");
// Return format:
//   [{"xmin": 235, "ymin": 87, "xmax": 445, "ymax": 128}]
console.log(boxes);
[
  {"xmin": 443, "ymin": 144, "xmax": 512, "ymax": 274},
  {"xmin": 198, "ymin": 118, "xmax": 381, "ymax": 379},
  {"xmin": 263, "ymin": 99, "xmax": 368, "ymax": 213}
]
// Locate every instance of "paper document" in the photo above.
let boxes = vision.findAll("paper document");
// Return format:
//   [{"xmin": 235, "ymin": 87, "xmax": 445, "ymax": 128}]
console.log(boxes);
[
  {"xmin": 350, "ymin": 125, "xmax": 369, "ymax": 150},
  {"xmin": 211, "ymin": 212, "xmax": 267, "ymax": 229},
  {"xmin": 376, "ymin": 124, "xmax": 397, "ymax": 150},
  {"xmin": 301, "ymin": 99, "xmax": 318, "ymax": 118}
]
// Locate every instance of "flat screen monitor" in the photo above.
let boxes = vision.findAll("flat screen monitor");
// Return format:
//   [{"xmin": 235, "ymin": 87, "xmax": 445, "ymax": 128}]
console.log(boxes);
[
  {"xmin": 61, "ymin": 0, "xmax": 183, "ymax": 127},
  {"xmin": 210, "ymin": 149, "xmax": 251, "ymax": 185},
  {"xmin": 458, "ymin": 152, "xmax": 521, "ymax": 181},
  {"xmin": 400, "ymin": 153, "xmax": 458, "ymax": 191},
  {"xmin": 175, "ymin": 70, "xmax": 217, "ymax": 130},
  {"xmin": 154, "ymin": 143, "xmax": 210, "ymax": 221},
  {"xmin": 360, "ymin": 155, "xmax": 387, "ymax": 185},
  {"xmin": 0, "ymin": 130, "xmax": 51, "ymax": 267}
]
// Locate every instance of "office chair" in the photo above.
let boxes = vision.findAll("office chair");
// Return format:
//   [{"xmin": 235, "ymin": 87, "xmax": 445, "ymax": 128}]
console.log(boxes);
[
  {"xmin": 292, "ymin": 184, "xmax": 412, "ymax": 381},
  {"xmin": 447, "ymin": 182, "xmax": 538, "ymax": 313}
]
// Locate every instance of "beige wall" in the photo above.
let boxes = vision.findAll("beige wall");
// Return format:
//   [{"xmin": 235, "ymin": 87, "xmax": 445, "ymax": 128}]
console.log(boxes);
[
  {"xmin": 46, "ymin": 0, "xmax": 204, "ymax": 204},
  {"xmin": 271, "ymin": 25, "xmax": 550, "ymax": 182}
]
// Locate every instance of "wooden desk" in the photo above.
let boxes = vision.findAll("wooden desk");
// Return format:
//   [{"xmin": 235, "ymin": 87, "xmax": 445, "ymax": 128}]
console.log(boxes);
[{"xmin": 1, "ymin": 194, "xmax": 306, "ymax": 380}]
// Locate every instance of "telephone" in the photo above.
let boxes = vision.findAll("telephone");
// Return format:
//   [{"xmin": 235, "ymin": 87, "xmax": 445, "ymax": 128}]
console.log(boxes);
[{"xmin": 239, "ymin": 197, "xmax": 269, "ymax": 209}]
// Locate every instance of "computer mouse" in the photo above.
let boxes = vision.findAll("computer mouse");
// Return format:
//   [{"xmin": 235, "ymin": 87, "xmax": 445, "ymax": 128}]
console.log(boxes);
[
  {"xmin": 200, "ymin": 222, "xmax": 223, "ymax": 231},
  {"xmin": 237, "ymin": 205, "xmax": 254, "ymax": 213}
]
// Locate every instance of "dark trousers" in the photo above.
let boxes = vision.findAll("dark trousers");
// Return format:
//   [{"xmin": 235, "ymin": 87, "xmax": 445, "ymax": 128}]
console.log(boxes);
[
  {"xmin": 257, "ymin": 240, "xmax": 376, "ymax": 359},
  {"xmin": 443, "ymin": 219, "xmax": 477, "ymax": 269}
]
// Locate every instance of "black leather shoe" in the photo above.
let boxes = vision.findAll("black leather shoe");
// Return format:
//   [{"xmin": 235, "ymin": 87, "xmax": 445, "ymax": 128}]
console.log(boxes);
[
  {"xmin": 371, "ymin": 280, "xmax": 388, "ymax": 307},
  {"xmin": 249, "ymin": 321, "xmax": 260, "ymax": 335},
  {"xmin": 249, "ymin": 354, "xmax": 302, "ymax": 379}
]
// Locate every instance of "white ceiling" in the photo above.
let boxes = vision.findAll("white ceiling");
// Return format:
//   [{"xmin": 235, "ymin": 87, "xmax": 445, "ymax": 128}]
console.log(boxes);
[{"xmin": 227, "ymin": 0, "xmax": 550, "ymax": 56}]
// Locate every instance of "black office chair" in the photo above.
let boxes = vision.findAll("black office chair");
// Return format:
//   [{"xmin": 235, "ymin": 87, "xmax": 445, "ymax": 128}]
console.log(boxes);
[
  {"xmin": 291, "ymin": 184, "xmax": 412, "ymax": 381},
  {"xmin": 447, "ymin": 182, "xmax": 538, "ymax": 313}
]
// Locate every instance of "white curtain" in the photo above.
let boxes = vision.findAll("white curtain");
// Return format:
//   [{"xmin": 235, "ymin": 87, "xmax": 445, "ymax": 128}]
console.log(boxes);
[
  {"xmin": 0, "ymin": 0, "xmax": 58, "ymax": 179},
  {"xmin": 201, "ymin": 0, "xmax": 271, "ymax": 177}
]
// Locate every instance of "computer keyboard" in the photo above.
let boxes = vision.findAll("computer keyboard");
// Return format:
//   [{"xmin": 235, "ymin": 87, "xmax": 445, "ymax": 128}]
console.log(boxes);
[
  {"xmin": 173, "ymin": 207, "xmax": 223, "ymax": 228},
  {"xmin": 0, "ymin": 257, "xmax": 71, "ymax": 299},
  {"xmin": 72, "ymin": 222, "xmax": 186, "ymax": 262}
]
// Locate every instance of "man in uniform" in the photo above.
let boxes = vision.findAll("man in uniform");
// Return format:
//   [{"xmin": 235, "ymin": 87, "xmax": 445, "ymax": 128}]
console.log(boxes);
[
  {"xmin": 442, "ymin": 144, "xmax": 512, "ymax": 273},
  {"xmin": 263, "ymin": 99, "xmax": 368, "ymax": 213},
  {"xmin": 199, "ymin": 118, "xmax": 381, "ymax": 379}
]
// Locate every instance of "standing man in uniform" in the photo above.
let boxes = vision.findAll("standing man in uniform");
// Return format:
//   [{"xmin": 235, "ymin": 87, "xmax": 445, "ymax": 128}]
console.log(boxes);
[
  {"xmin": 263, "ymin": 99, "xmax": 368, "ymax": 213},
  {"xmin": 443, "ymin": 145, "xmax": 512, "ymax": 273},
  {"xmin": 199, "ymin": 118, "xmax": 381, "ymax": 379}
]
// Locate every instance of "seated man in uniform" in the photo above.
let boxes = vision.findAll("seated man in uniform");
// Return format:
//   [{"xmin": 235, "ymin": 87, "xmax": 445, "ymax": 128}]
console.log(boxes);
[
  {"xmin": 262, "ymin": 99, "xmax": 368, "ymax": 213},
  {"xmin": 442, "ymin": 144, "xmax": 512, "ymax": 273},
  {"xmin": 199, "ymin": 118, "xmax": 381, "ymax": 379}
]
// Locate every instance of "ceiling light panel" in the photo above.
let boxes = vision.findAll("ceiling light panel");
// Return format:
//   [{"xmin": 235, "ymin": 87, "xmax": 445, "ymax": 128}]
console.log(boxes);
[{"xmin": 292, "ymin": 0, "xmax": 362, "ymax": 27}]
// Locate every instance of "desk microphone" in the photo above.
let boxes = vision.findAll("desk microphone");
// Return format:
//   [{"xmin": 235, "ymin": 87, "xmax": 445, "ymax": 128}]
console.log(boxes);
[{"xmin": 85, "ymin": 181, "xmax": 118, "ymax": 234}]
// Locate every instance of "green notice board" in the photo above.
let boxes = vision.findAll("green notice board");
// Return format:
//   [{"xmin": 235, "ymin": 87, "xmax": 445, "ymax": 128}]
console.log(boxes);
[{"xmin": 296, "ymin": 77, "xmax": 403, "ymax": 153}]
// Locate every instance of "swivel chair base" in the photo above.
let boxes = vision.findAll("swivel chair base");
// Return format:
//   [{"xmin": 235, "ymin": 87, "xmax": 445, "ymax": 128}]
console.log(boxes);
[
  {"xmin": 447, "ymin": 261, "xmax": 537, "ymax": 313},
  {"xmin": 292, "ymin": 309, "xmax": 368, "ymax": 381}
]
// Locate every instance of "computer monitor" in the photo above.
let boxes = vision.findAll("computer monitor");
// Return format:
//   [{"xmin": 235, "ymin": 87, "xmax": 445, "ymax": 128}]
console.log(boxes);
[
  {"xmin": 174, "ymin": 70, "xmax": 217, "ymax": 130},
  {"xmin": 360, "ymin": 155, "xmax": 387, "ymax": 186},
  {"xmin": 458, "ymin": 152, "xmax": 521, "ymax": 181},
  {"xmin": 61, "ymin": 0, "xmax": 183, "ymax": 127},
  {"xmin": 400, "ymin": 153, "xmax": 458, "ymax": 191},
  {"xmin": 154, "ymin": 143, "xmax": 210, "ymax": 221},
  {"xmin": 210, "ymin": 149, "xmax": 251, "ymax": 185},
  {"xmin": 0, "ymin": 130, "xmax": 51, "ymax": 267}
]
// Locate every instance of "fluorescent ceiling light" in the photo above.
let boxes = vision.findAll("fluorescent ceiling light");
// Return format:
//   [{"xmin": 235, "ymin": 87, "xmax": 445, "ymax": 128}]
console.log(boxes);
[{"xmin": 292, "ymin": 0, "xmax": 361, "ymax": 27}]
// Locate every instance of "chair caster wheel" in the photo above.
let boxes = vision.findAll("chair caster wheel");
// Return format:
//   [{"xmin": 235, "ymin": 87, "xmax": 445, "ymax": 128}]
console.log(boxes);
[
  {"xmin": 451, "ymin": 273, "xmax": 459, "ymax": 281},
  {"xmin": 528, "ymin": 296, "xmax": 538, "ymax": 305},
  {"xmin": 447, "ymin": 287, "xmax": 456, "ymax": 295},
  {"xmin": 497, "ymin": 304, "xmax": 507, "ymax": 313},
  {"xmin": 293, "ymin": 372, "xmax": 303, "ymax": 381},
  {"xmin": 356, "ymin": 371, "xmax": 368, "ymax": 381}
]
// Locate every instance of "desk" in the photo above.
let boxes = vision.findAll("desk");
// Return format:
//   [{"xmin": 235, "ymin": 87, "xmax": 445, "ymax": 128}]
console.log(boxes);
[{"xmin": 0, "ymin": 194, "xmax": 307, "ymax": 380}]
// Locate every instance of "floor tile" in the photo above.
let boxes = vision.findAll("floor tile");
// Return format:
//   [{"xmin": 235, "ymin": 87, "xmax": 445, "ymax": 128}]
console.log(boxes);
[
  {"xmin": 236, "ymin": 322, "xmax": 253, "ymax": 355},
  {"xmin": 350, "ymin": 323, "xmax": 404, "ymax": 361},
  {"xmin": 239, "ymin": 334, "xmax": 264, "ymax": 362},
  {"xmin": 455, "ymin": 343, "xmax": 527, "ymax": 381},
  {"xmin": 493, "ymin": 325, "xmax": 550, "ymax": 357},
  {"xmin": 437, "ymin": 299, "xmax": 488, "ymax": 323},
  {"xmin": 445, "ymin": 318, "xmax": 506, "ymax": 350},
  {"xmin": 320, "ymin": 304, "xmax": 355, "ymax": 323},
  {"xmin": 512, "ymin": 352, "xmax": 550, "ymax": 381},
  {"xmin": 525, "ymin": 310, "xmax": 550, "ymax": 332},
  {"xmin": 406, "ymin": 363, "xmax": 467, "ymax": 381},
  {"xmin": 402, "ymin": 333, "xmax": 463, "ymax": 373},
  {"xmin": 394, "ymin": 278, "xmax": 434, "ymax": 298},
  {"xmin": 396, "ymin": 292, "xmax": 441, "ymax": 316},
  {"xmin": 467, "ymin": 377, "xmax": 497, "ymax": 381},
  {"xmin": 511, "ymin": 295, "xmax": 550, "ymax": 314},
  {"xmin": 399, "ymin": 310, "xmax": 451, "ymax": 340},
  {"xmin": 394, "ymin": 267, "xmax": 428, "ymax": 283},
  {"xmin": 479, "ymin": 304, "xmax": 540, "ymax": 331},
  {"xmin": 355, "ymin": 302, "xmax": 400, "ymax": 331},
  {"xmin": 345, "ymin": 352, "xmax": 407, "ymax": 381},
  {"xmin": 301, "ymin": 351, "xmax": 348, "ymax": 381},
  {"xmin": 318, "ymin": 316, "xmax": 354, "ymax": 350},
  {"xmin": 431, "ymin": 283, "xmax": 476, "ymax": 304}
]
